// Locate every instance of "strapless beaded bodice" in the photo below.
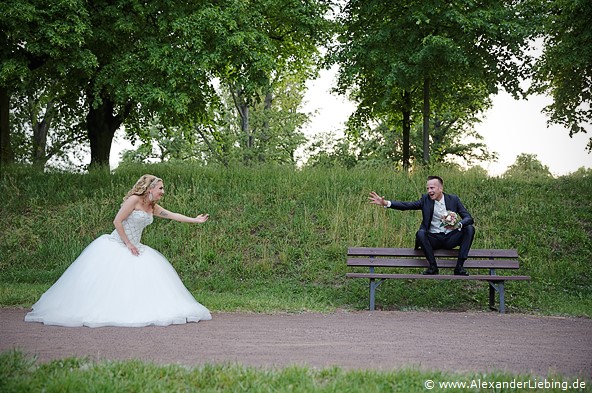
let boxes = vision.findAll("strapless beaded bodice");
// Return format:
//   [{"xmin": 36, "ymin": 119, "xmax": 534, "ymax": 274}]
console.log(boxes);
[{"xmin": 109, "ymin": 210, "xmax": 153, "ymax": 248}]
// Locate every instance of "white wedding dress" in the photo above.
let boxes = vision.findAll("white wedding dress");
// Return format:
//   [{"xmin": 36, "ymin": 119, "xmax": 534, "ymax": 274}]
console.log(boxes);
[{"xmin": 25, "ymin": 210, "xmax": 211, "ymax": 327}]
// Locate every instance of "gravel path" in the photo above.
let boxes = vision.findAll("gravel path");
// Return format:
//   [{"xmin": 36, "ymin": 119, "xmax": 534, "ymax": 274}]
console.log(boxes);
[{"xmin": 1, "ymin": 308, "xmax": 591, "ymax": 378}]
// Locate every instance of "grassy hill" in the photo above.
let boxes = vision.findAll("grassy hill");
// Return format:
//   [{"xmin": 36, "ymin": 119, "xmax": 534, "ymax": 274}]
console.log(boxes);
[{"xmin": 1, "ymin": 163, "xmax": 590, "ymax": 316}]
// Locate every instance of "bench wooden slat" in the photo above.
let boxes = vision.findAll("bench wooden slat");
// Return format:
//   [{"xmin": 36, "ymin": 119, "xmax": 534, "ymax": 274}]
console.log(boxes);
[
  {"xmin": 347, "ymin": 247, "xmax": 519, "ymax": 259},
  {"xmin": 347, "ymin": 258, "xmax": 520, "ymax": 269},
  {"xmin": 346, "ymin": 273, "xmax": 532, "ymax": 281}
]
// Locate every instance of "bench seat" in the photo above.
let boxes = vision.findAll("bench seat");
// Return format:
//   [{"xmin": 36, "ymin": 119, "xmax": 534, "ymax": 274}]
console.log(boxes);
[
  {"xmin": 347, "ymin": 258, "xmax": 521, "ymax": 269},
  {"xmin": 346, "ymin": 273, "xmax": 531, "ymax": 281}
]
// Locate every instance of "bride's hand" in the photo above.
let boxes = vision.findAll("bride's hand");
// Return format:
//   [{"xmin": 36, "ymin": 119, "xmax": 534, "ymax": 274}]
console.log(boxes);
[
  {"xmin": 127, "ymin": 243, "xmax": 139, "ymax": 256},
  {"xmin": 194, "ymin": 214, "xmax": 209, "ymax": 223}
]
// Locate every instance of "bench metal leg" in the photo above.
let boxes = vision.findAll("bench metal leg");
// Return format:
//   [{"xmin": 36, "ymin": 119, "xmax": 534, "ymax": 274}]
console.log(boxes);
[
  {"xmin": 488, "ymin": 281, "xmax": 506, "ymax": 314},
  {"xmin": 498, "ymin": 282, "xmax": 505, "ymax": 313},
  {"xmin": 368, "ymin": 278, "xmax": 384, "ymax": 311},
  {"xmin": 370, "ymin": 278, "xmax": 376, "ymax": 311}
]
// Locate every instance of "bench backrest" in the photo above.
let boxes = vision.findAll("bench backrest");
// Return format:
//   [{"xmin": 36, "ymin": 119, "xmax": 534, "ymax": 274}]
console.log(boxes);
[
  {"xmin": 347, "ymin": 248, "xmax": 520, "ymax": 269},
  {"xmin": 347, "ymin": 247, "xmax": 518, "ymax": 258}
]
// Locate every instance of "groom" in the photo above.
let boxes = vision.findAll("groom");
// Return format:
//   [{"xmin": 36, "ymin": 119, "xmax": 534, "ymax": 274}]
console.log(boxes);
[{"xmin": 369, "ymin": 176, "xmax": 475, "ymax": 275}]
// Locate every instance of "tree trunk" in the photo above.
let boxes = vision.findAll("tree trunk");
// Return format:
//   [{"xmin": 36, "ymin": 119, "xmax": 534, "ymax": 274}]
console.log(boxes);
[
  {"xmin": 231, "ymin": 87, "xmax": 253, "ymax": 163},
  {"xmin": 0, "ymin": 86, "xmax": 13, "ymax": 167},
  {"xmin": 402, "ymin": 90, "xmax": 412, "ymax": 172},
  {"xmin": 262, "ymin": 90, "xmax": 272, "ymax": 134},
  {"xmin": 195, "ymin": 125, "xmax": 229, "ymax": 167},
  {"xmin": 242, "ymin": 104, "xmax": 251, "ymax": 148},
  {"xmin": 259, "ymin": 90, "xmax": 273, "ymax": 162},
  {"xmin": 32, "ymin": 99, "xmax": 55, "ymax": 169},
  {"xmin": 86, "ymin": 96, "xmax": 120, "ymax": 168},
  {"xmin": 422, "ymin": 77, "xmax": 430, "ymax": 164}
]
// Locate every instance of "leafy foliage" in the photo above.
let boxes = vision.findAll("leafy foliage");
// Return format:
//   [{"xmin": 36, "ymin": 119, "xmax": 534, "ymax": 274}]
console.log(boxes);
[
  {"xmin": 305, "ymin": 117, "xmax": 498, "ymax": 169},
  {"xmin": 528, "ymin": 0, "xmax": 592, "ymax": 150},
  {"xmin": 503, "ymin": 153, "xmax": 552, "ymax": 178},
  {"xmin": 0, "ymin": 0, "xmax": 94, "ymax": 165},
  {"xmin": 330, "ymin": 0, "xmax": 531, "ymax": 168},
  {"xmin": 3, "ymin": 0, "xmax": 590, "ymax": 171},
  {"xmin": 2, "ymin": 0, "xmax": 334, "ymax": 167}
]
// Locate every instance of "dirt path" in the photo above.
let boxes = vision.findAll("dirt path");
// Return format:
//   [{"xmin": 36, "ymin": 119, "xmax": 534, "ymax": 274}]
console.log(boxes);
[{"xmin": 1, "ymin": 308, "xmax": 591, "ymax": 378}]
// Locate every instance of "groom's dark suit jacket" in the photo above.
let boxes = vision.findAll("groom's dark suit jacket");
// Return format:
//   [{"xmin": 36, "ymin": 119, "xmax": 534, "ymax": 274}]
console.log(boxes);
[{"xmin": 388, "ymin": 193, "xmax": 474, "ymax": 232}]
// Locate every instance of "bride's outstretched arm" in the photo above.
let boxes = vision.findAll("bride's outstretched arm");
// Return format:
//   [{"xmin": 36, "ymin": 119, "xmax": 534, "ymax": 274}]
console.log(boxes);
[{"xmin": 153, "ymin": 204, "xmax": 209, "ymax": 224}]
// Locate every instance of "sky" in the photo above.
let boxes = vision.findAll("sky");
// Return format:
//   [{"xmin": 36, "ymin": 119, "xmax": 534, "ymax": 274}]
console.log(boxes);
[{"xmin": 300, "ymin": 66, "xmax": 591, "ymax": 177}]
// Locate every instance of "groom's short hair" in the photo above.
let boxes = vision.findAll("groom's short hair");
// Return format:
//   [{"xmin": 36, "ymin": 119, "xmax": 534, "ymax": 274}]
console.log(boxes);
[{"xmin": 427, "ymin": 175, "xmax": 443, "ymax": 186}]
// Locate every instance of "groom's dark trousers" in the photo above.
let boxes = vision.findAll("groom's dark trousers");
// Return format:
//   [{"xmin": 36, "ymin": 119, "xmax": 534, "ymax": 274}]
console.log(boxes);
[{"xmin": 415, "ymin": 226, "xmax": 475, "ymax": 266}]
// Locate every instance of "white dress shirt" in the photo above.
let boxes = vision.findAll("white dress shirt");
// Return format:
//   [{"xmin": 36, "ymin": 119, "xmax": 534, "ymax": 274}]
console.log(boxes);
[{"xmin": 430, "ymin": 197, "xmax": 448, "ymax": 233}]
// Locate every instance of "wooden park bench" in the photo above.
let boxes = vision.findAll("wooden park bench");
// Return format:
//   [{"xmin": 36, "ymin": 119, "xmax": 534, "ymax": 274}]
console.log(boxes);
[{"xmin": 346, "ymin": 247, "xmax": 531, "ymax": 313}]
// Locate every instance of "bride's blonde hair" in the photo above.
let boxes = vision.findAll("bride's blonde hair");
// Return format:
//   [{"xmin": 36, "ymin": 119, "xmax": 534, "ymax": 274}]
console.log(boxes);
[{"xmin": 123, "ymin": 174, "xmax": 162, "ymax": 204}]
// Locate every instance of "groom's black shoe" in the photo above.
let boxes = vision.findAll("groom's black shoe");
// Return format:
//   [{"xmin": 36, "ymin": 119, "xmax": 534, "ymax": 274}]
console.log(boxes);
[
  {"xmin": 454, "ymin": 259, "xmax": 469, "ymax": 276},
  {"xmin": 454, "ymin": 267, "xmax": 469, "ymax": 276},
  {"xmin": 422, "ymin": 266, "xmax": 439, "ymax": 275}
]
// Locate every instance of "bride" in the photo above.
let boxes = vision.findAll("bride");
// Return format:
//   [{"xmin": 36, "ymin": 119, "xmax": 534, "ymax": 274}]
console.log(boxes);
[{"xmin": 25, "ymin": 174, "xmax": 212, "ymax": 327}]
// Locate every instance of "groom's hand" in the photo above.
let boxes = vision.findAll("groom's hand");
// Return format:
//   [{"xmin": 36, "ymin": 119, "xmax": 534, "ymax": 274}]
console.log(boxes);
[{"xmin": 368, "ymin": 191, "xmax": 387, "ymax": 207}]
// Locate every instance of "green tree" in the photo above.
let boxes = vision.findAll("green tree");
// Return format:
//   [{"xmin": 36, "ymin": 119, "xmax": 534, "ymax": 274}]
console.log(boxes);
[
  {"xmin": 119, "ymin": 121, "xmax": 201, "ymax": 165},
  {"xmin": 528, "ymin": 0, "xmax": 592, "ymax": 151},
  {"xmin": 503, "ymin": 153, "xmax": 552, "ymax": 178},
  {"xmin": 8, "ymin": 51, "xmax": 89, "ymax": 170},
  {"xmin": 120, "ymin": 70, "xmax": 315, "ymax": 167},
  {"xmin": 10, "ymin": 85, "xmax": 87, "ymax": 169},
  {"xmin": 415, "ymin": 79, "xmax": 498, "ymax": 166},
  {"xmin": 3, "ymin": 0, "xmax": 333, "ymax": 169},
  {"xmin": 215, "ymin": 0, "xmax": 332, "ymax": 165},
  {"xmin": 305, "ymin": 131, "xmax": 359, "ymax": 169},
  {"xmin": 305, "ymin": 111, "xmax": 497, "ymax": 170},
  {"xmin": 222, "ymin": 74, "xmax": 312, "ymax": 165},
  {"xmin": 78, "ymin": 1, "xmax": 222, "ymax": 168},
  {"xmin": 0, "ymin": 0, "xmax": 92, "ymax": 166},
  {"xmin": 331, "ymin": 0, "xmax": 530, "ymax": 170}
]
